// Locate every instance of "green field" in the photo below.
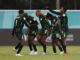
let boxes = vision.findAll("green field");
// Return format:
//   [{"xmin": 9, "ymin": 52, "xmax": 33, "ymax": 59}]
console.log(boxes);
[{"xmin": 0, "ymin": 46, "xmax": 80, "ymax": 60}]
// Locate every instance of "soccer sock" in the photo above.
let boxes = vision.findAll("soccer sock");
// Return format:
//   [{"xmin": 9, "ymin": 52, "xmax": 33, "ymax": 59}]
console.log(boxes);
[
  {"xmin": 17, "ymin": 44, "xmax": 23, "ymax": 54},
  {"xmin": 28, "ymin": 40, "xmax": 33, "ymax": 51},
  {"xmin": 43, "ymin": 45, "xmax": 46, "ymax": 53},
  {"xmin": 28, "ymin": 43, "xmax": 33, "ymax": 51},
  {"xmin": 33, "ymin": 45, "xmax": 37, "ymax": 52},
  {"xmin": 58, "ymin": 46, "xmax": 63, "ymax": 52},
  {"xmin": 15, "ymin": 42, "xmax": 21, "ymax": 50},
  {"xmin": 63, "ymin": 45, "xmax": 66, "ymax": 53},
  {"xmin": 59, "ymin": 40, "xmax": 67, "ymax": 53},
  {"xmin": 53, "ymin": 47, "xmax": 56, "ymax": 53}
]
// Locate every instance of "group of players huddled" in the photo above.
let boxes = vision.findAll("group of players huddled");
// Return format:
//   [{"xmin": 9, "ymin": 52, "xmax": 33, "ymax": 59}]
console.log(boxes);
[{"xmin": 11, "ymin": 7, "xmax": 68, "ymax": 56}]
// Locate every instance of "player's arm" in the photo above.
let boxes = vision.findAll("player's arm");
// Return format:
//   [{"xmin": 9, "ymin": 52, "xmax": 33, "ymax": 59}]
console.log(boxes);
[
  {"xmin": 30, "ymin": 18, "xmax": 38, "ymax": 26},
  {"xmin": 46, "ymin": 7, "xmax": 61, "ymax": 15},
  {"xmin": 24, "ymin": 21, "xmax": 30, "ymax": 28},
  {"xmin": 23, "ymin": 17, "xmax": 31, "ymax": 28},
  {"xmin": 12, "ymin": 27, "xmax": 15, "ymax": 36},
  {"xmin": 49, "ymin": 10, "xmax": 61, "ymax": 15},
  {"xmin": 54, "ymin": 17, "xmax": 60, "ymax": 26},
  {"xmin": 11, "ymin": 19, "xmax": 16, "ymax": 39},
  {"xmin": 30, "ymin": 21, "xmax": 38, "ymax": 26}
]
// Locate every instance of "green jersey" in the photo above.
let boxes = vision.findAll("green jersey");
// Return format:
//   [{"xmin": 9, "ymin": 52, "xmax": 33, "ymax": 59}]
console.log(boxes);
[
  {"xmin": 51, "ymin": 17, "xmax": 62, "ymax": 39},
  {"xmin": 12, "ymin": 15, "xmax": 27, "ymax": 40},
  {"xmin": 39, "ymin": 15, "xmax": 50, "ymax": 36},
  {"xmin": 39, "ymin": 15, "xmax": 50, "ymax": 29},
  {"xmin": 25, "ymin": 16, "xmax": 38, "ymax": 30},
  {"xmin": 25, "ymin": 16, "xmax": 38, "ymax": 36},
  {"xmin": 60, "ymin": 14, "xmax": 68, "ymax": 32}
]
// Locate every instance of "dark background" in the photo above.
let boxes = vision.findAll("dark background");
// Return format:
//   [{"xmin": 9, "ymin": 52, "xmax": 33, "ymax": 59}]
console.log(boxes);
[{"xmin": 0, "ymin": 0, "xmax": 80, "ymax": 10}]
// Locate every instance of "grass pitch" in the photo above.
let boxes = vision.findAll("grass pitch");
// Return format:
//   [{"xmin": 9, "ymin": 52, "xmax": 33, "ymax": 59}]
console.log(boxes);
[{"xmin": 0, "ymin": 46, "xmax": 80, "ymax": 60}]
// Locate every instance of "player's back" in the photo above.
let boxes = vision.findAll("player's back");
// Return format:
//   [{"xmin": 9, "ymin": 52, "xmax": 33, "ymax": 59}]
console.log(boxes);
[
  {"xmin": 39, "ymin": 15, "xmax": 50, "ymax": 29},
  {"xmin": 14, "ymin": 15, "xmax": 25, "ymax": 28}
]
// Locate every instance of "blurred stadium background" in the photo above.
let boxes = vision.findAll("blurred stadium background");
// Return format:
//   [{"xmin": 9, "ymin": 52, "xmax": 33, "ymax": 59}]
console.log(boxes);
[
  {"xmin": 0, "ymin": 0, "xmax": 80, "ymax": 60},
  {"xmin": 0, "ymin": 0, "xmax": 80, "ymax": 46}
]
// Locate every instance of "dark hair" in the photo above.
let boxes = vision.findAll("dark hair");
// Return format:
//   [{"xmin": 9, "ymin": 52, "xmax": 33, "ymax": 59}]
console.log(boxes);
[
  {"xmin": 18, "ymin": 10, "xmax": 24, "ymax": 14},
  {"xmin": 61, "ymin": 7, "xmax": 67, "ymax": 12},
  {"xmin": 24, "ymin": 13, "xmax": 28, "ymax": 18}
]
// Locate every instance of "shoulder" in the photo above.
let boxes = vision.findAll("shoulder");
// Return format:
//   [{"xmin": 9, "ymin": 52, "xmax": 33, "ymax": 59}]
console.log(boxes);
[
  {"xmin": 62, "ymin": 13, "xmax": 67, "ymax": 17},
  {"xmin": 23, "ymin": 17, "xmax": 26, "ymax": 21},
  {"xmin": 15, "ymin": 16, "xmax": 20, "ymax": 19},
  {"xmin": 29, "ymin": 16, "xmax": 36, "ymax": 21}
]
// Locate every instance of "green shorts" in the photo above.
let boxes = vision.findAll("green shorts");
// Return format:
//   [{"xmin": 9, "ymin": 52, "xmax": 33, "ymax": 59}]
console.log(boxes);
[
  {"xmin": 15, "ymin": 32, "xmax": 24, "ymax": 40},
  {"xmin": 39, "ymin": 28, "xmax": 49, "ymax": 36},
  {"xmin": 61, "ymin": 31, "xmax": 68, "ymax": 38},
  {"xmin": 28, "ymin": 29, "xmax": 38, "ymax": 37},
  {"xmin": 61, "ymin": 26, "xmax": 68, "ymax": 38},
  {"xmin": 52, "ymin": 31, "xmax": 61, "ymax": 40}
]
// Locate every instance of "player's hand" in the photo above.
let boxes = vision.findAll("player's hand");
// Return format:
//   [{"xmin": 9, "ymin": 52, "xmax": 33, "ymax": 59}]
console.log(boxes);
[{"xmin": 11, "ymin": 35, "xmax": 14, "ymax": 39}]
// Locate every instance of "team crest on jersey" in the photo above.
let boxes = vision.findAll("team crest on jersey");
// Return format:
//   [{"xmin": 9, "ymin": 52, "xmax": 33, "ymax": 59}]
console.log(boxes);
[
  {"xmin": 53, "ymin": 19, "xmax": 56, "ymax": 22},
  {"xmin": 63, "ymin": 14, "xmax": 66, "ymax": 16},
  {"xmin": 24, "ymin": 17, "xmax": 26, "ymax": 20},
  {"xmin": 29, "ymin": 20, "xmax": 32, "ymax": 23},
  {"xmin": 40, "ymin": 18, "xmax": 42, "ymax": 21}
]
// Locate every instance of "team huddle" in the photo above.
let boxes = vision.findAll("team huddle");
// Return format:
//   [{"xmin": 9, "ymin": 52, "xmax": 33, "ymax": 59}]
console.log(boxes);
[{"xmin": 11, "ymin": 7, "xmax": 68, "ymax": 56}]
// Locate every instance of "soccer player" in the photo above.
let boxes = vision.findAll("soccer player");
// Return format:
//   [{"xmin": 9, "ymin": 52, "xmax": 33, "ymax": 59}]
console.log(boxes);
[
  {"xmin": 36, "ymin": 10, "xmax": 51, "ymax": 55},
  {"xmin": 46, "ymin": 13, "xmax": 64, "ymax": 55},
  {"xmin": 24, "ymin": 13, "xmax": 38, "ymax": 55},
  {"xmin": 11, "ymin": 10, "xmax": 29, "ymax": 56},
  {"xmin": 49, "ymin": 7, "xmax": 68, "ymax": 55}
]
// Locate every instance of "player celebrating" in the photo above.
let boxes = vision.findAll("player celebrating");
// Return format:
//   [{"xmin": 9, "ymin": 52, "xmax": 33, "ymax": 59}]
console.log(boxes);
[
  {"xmin": 11, "ymin": 10, "xmax": 28, "ymax": 56},
  {"xmin": 24, "ymin": 13, "xmax": 38, "ymax": 55},
  {"xmin": 49, "ymin": 7, "xmax": 68, "ymax": 55},
  {"xmin": 36, "ymin": 10, "xmax": 51, "ymax": 55},
  {"xmin": 46, "ymin": 13, "xmax": 64, "ymax": 55}
]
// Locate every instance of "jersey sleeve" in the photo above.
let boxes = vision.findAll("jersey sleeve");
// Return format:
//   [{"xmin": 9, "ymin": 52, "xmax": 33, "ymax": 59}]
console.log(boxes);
[
  {"xmin": 56, "ymin": 16, "xmax": 60, "ymax": 21},
  {"xmin": 12, "ymin": 19, "xmax": 16, "ymax": 36},
  {"xmin": 49, "ymin": 9, "xmax": 61, "ymax": 15},
  {"xmin": 12, "ymin": 26, "xmax": 15, "ymax": 36},
  {"xmin": 62, "ymin": 14, "xmax": 68, "ymax": 24},
  {"xmin": 23, "ymin": 17, "xmax": 30, "ymax": 27}
]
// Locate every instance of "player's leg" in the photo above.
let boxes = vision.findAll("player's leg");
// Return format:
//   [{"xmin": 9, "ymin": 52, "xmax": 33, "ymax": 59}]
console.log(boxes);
[
  {"xmin": 13, "ymin": 33, "xmax": 21, "ymax": 52},
  {"xmin": 28, "ymin": 36, "xmax": 33, "ymax": 51},
  {"xmin": 59, "ymin": 32, "xmax": 68, "ymax": 55},
  {"xmin": 16, "ymin": 34, "xmax": 25, "ymax": 56},
  {"xmin": 51, "ymin": 33, "xmax": 57, "ymax": 54},
  {"xmin": 55, "ymin": 39, "xmax": 64, "ymax": 54},
  {"xmin": 41, "ymin": 35, "xmax": 47, "ymax": 55},
  {"xmin": 13, "ymin": 42, "xmax": 21, "ymax": 52},
  {"xmin": 29, "ymin": 35, "xmax": 38, "ymax": 55},
  {"xmin": 30, "ymin": 36, "xmax": 37, "ymax": 52},
  {"xmin": 38, "ymin": 35, "xmax": 43, "ymax": 45},
  {"xmin": 52, "ymin": 39, "xmax": 57, "ymax": 54},
  {"xmin": 62, "ymin": 37, "xmax": 68, "ymax": 55}
]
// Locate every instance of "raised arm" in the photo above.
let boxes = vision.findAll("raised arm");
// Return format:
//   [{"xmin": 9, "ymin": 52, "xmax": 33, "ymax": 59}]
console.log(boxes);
[
  {"xmin": 49, "ymin": 9, "xmax": 61, "ymax": 15},
  {"xmin": 46, "ymin": 7, "xmax": 61, "ymax": 15}
]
